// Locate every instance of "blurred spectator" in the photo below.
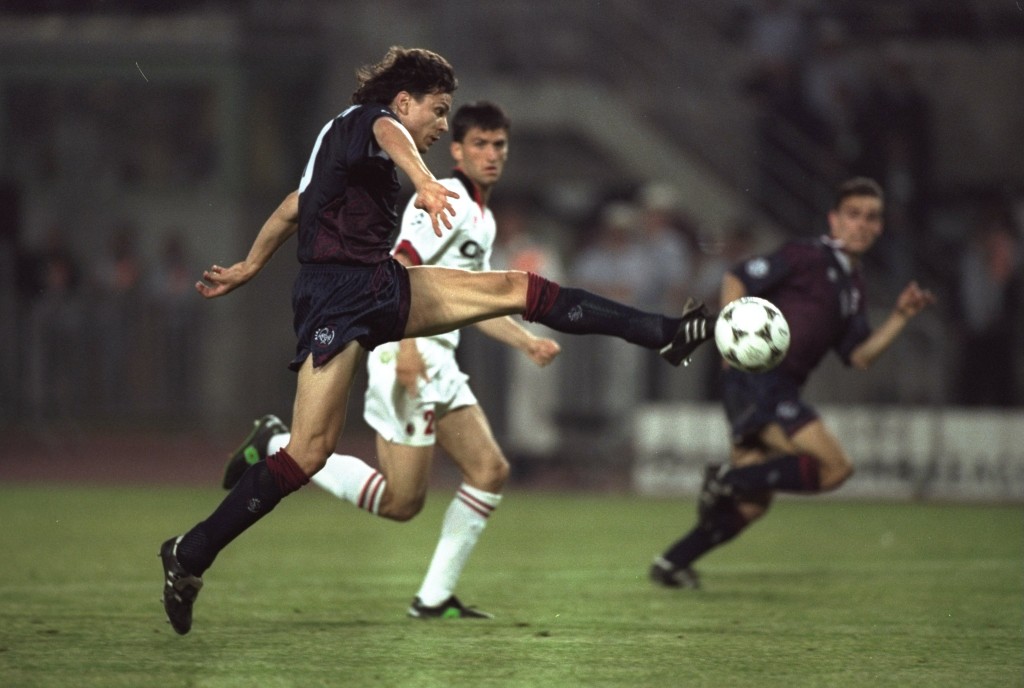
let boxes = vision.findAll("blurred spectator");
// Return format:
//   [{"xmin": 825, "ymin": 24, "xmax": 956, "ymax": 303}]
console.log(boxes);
[
  {"xmin": 953, "ymin": 211, "xmax": 1022, "ymax": 406},
  {"xmin": 745, "ymin": 0, "xmax": 808, "ymax": 77},
  {"xmin": 800, "ymin": 17, "xmax": 866, "ymax": 168},
  {"xmin": 20, "ymin": 226, "xmax": 87, "ymax": 420},
  {"xmin": 90, "ymin": 222, "xmax": 144, "ymax": 413},
  {"xmin": 855, "ymin": 45, "xmax": 932, "ymax": 291},
  {"xmin": 636, "ymin": 182, "xmax": 698, "ymax": 400},
  {"xmin": 148, "ymin": 229, "xmax": 201, "ymax": 415},
  {"xmin": 573, "ymin": 201, "xmax": 647, "ymax": 306},
  {"xmin": 635, "ymin": 182, "xmax": 696, "ymax": 314},
  {"xmin": 564, "ymin": 201, "xmax": 648, "ymax": 442}
]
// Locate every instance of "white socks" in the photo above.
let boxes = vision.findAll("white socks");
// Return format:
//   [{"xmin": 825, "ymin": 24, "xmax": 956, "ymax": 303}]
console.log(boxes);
[
  {"xmin": 269, "ymin": 433, "xmax": 385, "ymax": 514},
  {"xmin": 416, "ymin": 483, "xmax": 501, "ymax": 607},
  {"xmin": 267, "ymin": 432, "xmax": 501, "ymax": 605}
]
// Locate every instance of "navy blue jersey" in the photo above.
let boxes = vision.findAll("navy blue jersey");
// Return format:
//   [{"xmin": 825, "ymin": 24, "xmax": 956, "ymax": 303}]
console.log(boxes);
[
  {"xmin": 296, "ymin": 105, "xmax": 401, "ymax": 265},
  {"xmin": 730, "ymin": 237, "xmax": 871, "ymax": 386}
]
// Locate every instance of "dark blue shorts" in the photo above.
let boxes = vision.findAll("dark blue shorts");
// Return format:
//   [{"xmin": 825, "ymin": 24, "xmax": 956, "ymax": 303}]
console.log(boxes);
[
  {"xmin": 720, "ymin": 367, "xmax": 818, "ymax": 448},
  {"xmin": 289, "ymin": 260, "xmax": 411, "ymax": 371}
]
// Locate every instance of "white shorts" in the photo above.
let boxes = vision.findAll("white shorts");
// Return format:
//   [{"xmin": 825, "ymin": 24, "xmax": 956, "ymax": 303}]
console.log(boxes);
[{"xmin": 363, "ymin": 338, "xmax": 478, "ymax": 447}]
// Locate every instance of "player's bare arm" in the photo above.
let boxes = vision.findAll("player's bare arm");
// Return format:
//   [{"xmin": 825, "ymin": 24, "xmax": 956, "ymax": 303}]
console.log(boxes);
[
  {"xmin": 473, "ymin": 316, "xmax": 562, "ymax": 367},
  {"xmin": 373, "ymin": 117, "xmax": 458, "ymax": 236},
  {"xmin": 195, "ymin": 190, "xmax": 300, "ymax": 299},
  {"xmin": 395, "ymin": 339, "xmax": 429, "ymax": 396},
  {"xmin": 719, "ymin": 272, "xmax": 748, "ymax": 307},
  {"xmin": 849, "ymin": 280, "xmax": 936, "ymax": 370}
]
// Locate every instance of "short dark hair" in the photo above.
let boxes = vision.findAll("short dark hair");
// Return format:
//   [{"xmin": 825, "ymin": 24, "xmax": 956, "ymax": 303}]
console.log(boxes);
[
  {"xmin": 450, "ymin": 101, "xmax": 511, "ymax": 142},
  {"xmin": 352, "ymin": 46, "xmax": 457, "ymax": 105},
  {"xmin": 833, "ymin": 177, "xmax": 884, "ymax": 209}
]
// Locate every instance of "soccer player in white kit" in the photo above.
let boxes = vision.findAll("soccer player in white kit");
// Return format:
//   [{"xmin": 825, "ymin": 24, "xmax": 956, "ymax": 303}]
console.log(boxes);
[{"xmin": 222, "ymin": 101, "xmax": 560, "ymax": 618}]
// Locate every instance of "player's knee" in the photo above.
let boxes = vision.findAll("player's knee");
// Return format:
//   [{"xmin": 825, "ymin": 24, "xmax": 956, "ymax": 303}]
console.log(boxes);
[
  {"xmin": 819, "ymin": 456, "xmax": 854, "ymax": 491},
  {"xmin": 466, "ymin": 454, "xmax": 509, "ymax": 493},
  {"xmin": 284, "ymin": 445, "xmax": 331, "ymax": 477},
  {"xmin": 378, "ymin": 495, "xmax": 421, "ymax": 522},
  {"xmin": 378, "ymin": 492, "xmax": 426, "ymax": 522}
]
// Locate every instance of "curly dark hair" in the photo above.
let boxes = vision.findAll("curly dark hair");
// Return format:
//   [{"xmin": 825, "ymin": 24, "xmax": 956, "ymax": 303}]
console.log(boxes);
[{"xmin": 352, "ymin": 46, "xmax": 457, "ymax": 105}]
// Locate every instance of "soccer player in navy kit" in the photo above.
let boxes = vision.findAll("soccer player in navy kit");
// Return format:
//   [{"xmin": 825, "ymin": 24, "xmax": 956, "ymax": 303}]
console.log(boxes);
[
  {"xmin": 650, "ymin": 177, "xmax": 936, "ymax": 589},
  {"xmin": 158, "ymin": 47, "xmax": 713, "ymax": 634},
  {"xmin": 221, "ymin": 101, "xmax": 560, "ymax": 619}
]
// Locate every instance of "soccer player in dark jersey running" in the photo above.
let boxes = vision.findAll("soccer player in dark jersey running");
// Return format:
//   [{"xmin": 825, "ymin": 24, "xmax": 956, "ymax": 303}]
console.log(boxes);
[
  {"xmin": 158, "ymin": 46, "xmax": 714, "ymax": 634},
  {"xmin": 650, "ymin": 177, "xmax": 936, "ymax": 589}
]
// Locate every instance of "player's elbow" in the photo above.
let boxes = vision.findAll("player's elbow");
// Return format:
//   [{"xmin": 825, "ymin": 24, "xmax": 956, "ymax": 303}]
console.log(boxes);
[{"xmin": 848, "ymin": 351, "xmax": 873, "ymax": 371}]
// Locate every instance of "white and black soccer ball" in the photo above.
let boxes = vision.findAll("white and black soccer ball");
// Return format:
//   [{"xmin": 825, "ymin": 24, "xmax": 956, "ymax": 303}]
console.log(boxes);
[{"xmin": 714, "ymin": 296, "xmax": 790, "ymax": 373}]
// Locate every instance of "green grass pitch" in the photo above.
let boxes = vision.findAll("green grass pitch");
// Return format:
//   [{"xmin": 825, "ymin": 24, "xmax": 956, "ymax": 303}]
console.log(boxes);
[{"xmin": 0, "ymin": 485, "xmax": 1020, "ymax": 687}]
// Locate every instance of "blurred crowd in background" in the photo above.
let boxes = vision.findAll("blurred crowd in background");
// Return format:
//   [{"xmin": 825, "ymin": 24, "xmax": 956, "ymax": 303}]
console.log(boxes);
[{"xmin": 0, "ymin": 0, "xmax": 1021, "ymax": 446}]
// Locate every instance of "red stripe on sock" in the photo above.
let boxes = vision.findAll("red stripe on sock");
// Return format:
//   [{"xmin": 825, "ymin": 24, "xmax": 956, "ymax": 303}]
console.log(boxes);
[
  {"xmin": 457, "ymin": 488, "xmax": 494, "ymax": 518},
  {"xmin": 523, "ymin": 272, "xmax": 560, "ymax": 322},
  {"xmin": 265, "ymin": 449, "xmax": 310, "ymax": 495},
  {"xmin": 358, "ymin": 472, "xmax": 384, "ymax": 512}
]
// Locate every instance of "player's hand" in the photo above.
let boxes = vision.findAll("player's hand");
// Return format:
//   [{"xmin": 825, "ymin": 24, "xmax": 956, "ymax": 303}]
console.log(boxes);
[
  {"xmin": 395, "ymin": 341, "xmax": 429, "ymax": 396},
  {"xmin": 525, "ymin": 338, "xmax": 561, "ymax": 367},
  {"xmin": 413, "ymin": 180, "xmax": 459, "ymax": 237},
  {"xmin": 195, "ymin": 262, "xmax": 253, "ymax": 299},
  {"xmin": 894, "ymin": 280, "xmax": 936, "ymax": 319}
]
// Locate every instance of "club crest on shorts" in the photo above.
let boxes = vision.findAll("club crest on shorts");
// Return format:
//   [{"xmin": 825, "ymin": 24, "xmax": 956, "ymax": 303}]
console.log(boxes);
[{"xmin": 313, "ymin": 326, "xmax": 336, "ymax": 349}]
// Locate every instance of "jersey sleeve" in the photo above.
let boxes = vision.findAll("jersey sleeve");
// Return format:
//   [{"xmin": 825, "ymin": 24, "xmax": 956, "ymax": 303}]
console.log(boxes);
[
  {"xmin": 729, "ymin": 243, "xmax": 794, "ymax": 296},
  {"xmin": 393, "ymin": 178, "xmax": 472, "ymax": 265}
]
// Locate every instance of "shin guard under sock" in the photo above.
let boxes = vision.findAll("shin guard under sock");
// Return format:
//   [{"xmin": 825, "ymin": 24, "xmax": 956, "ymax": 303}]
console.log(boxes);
[
  {"xmin": 524, "ymin": 273, "xmax": 679, "ymax": 349},
  {"xmin": 177, "ymin": 450, "xmax": 309, "ymax": 575}
]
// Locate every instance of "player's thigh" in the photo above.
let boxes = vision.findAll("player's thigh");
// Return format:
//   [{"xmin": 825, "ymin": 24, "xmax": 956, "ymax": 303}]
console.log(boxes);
[
  {"xmin": 404, "ymin": 266, "xmax": 527, "ymax": 338},
  {"xmin": 375, "ymin": 434, "xmax": 434, "ymax": 506},
  {"xmin": 789, "ymin": 418, "xmax": 851, "ymax": 470},
  {"xmin": 288, "ymin": 343, "xmax": 364, "ymax": 473},
  {"xmin": 436, "ymin": 404, "xmax": 509, "ymax": 491}
]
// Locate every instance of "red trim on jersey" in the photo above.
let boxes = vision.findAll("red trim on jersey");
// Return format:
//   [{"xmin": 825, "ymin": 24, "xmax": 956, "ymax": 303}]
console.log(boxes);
[
  {"xmin": 394, "ymin": 240, "xmax": 423, "ymax": 266},
  {"xmin": 453, "ymin": 167, "xmax": 485, "ymax": 212}
]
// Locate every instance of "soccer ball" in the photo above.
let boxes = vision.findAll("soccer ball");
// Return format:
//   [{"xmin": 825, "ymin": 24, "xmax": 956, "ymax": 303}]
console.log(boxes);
[{"xmin": 714, "ymin": 296, "xmax": 790, "ymax": 373}]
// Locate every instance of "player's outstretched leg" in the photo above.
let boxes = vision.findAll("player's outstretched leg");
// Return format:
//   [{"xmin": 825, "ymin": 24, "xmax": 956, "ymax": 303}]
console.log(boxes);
[
  {"xmin": 660, "ymin": 298, "xmax": 715, "ymax": 367},
  {"xmin": 522, "ymin": 274, "xmax": 714, "ymax": 365}
]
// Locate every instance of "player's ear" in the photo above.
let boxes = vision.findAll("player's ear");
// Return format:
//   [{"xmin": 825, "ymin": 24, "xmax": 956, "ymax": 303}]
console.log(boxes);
[
  {"xmin": 450, "ymin": 141, "xmax": 463, "ymax": 163},
  {"xmin": 393, "ymin": 91, "xmax": 411, "ymax": 115}
]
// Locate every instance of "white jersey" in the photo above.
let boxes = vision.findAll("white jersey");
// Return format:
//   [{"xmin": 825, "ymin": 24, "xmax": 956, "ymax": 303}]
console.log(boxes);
[
  {"xmin": 364, "ymin": 172, "xmax": 495, "ymax": 446},
  {"xmin": 394, "ymin": 173, "xmax": 496, "ymax": 350}
]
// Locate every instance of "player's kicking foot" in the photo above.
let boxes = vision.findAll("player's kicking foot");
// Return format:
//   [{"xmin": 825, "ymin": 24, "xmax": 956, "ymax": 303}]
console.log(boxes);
[
  {"xmin": 221, "ymin": 414, "xmax": 289, "ymax": 489},
  {"xmin": 649, "ymin": 557, "xmax": 700, "ymax": 589},
  {"xmin": 660, "ymin": 298, "xmax": 715, "ymax": 367},
  {"xmin": 159, "ymin": 536, "xmax": 203, "ymax": 635},
  {"xmin": 407, "ymin": 595, "xmax": 494, "ymax": 619}
]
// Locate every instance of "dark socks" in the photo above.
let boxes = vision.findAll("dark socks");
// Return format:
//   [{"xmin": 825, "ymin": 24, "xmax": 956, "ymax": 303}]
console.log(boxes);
[
  {"xmin": 724, "ymin": 454, "xmax": 821, "ymax": 497},
  {"xmin": 663, "ymin": 506, "xmax": 748, "ymax": 569},
  {"xmin": 524, "ymin": 274, "xmax": 679, "ymax": 349},
  {"xmin": 176, "ymin": 450, "xmax": 309, "ymax": 576}
]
